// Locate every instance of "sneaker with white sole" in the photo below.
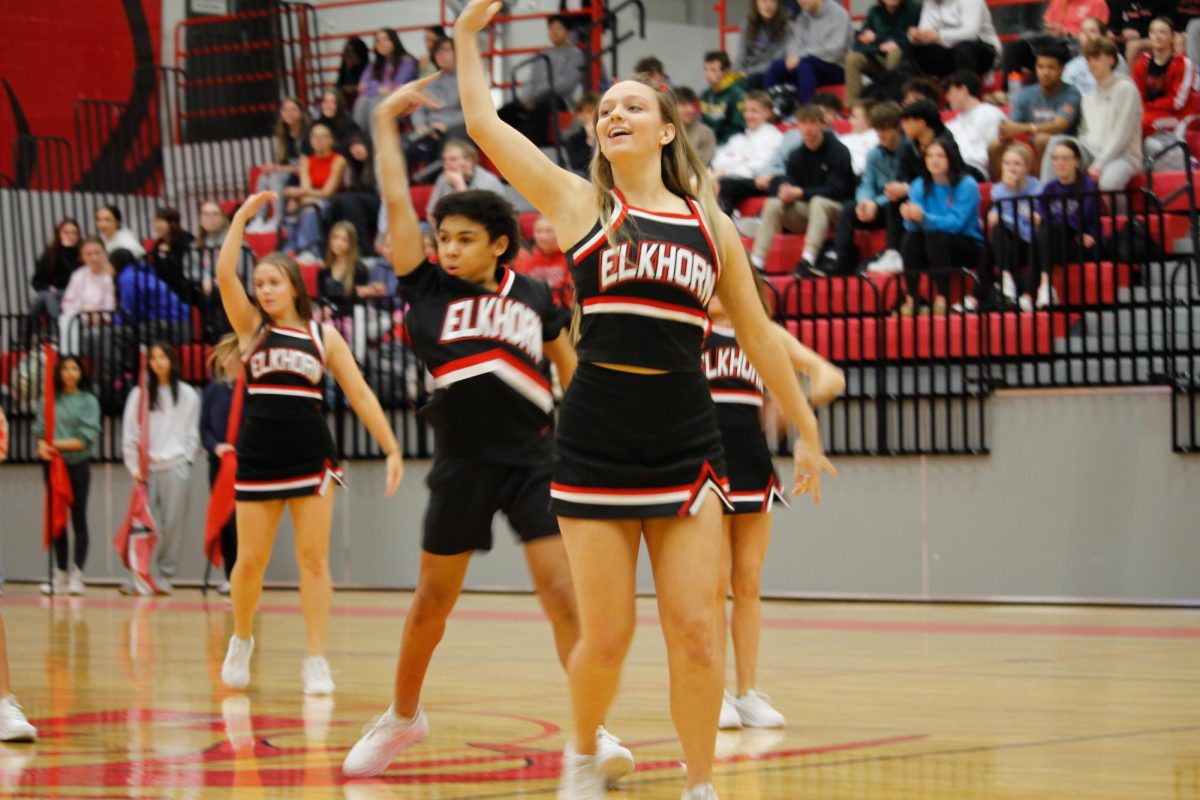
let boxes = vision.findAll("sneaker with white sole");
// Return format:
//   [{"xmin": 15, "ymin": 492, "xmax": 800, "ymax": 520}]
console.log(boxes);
[
  {"xmin": 870, "ymin": 248, "xmax": 904, "ymax": 274},
  {"xmin": 301, "ymin": 655, "xmax": 335, "ymax": 696},
  {"xmin": 1019, "ymin": 295, "xmax": 1034, "ymax": 313},
  {"xmin": 682, "ymin": 782, "xmax": 719, "ymax": 799},
  {"xmin": 67, "ymin": 566, "xmax": 85, "ymax": 595},
  {"xmin": 556, "ymin": 742, "xmax": 606, "ymax": 800},
  {"xmin": 733, "ymin": 689, "xmax": 786, "ymax": 728},
  {"xmin": 719, "ymin": 690, "xmax": 742, "ymax": 729},
  {"xmin": 595, "ymin": 725, "xmax": 634, "ymax": 786},
  {"xmin": 1002, "ymin": 272, "xmax": 1018, "ymax": 304},
  {"xmin": 1035, "ymin": 283, "xmax": 1055, "ymax": 309},
  {"xmin": 342, "ymin": 705, "xmax": 429, "ymax": 778},
  {"xmin": 0, "ymin": 696, "xmax": 37, "ymax": 742},
  {"xmin": 40, "ymin": 568, "xmax": 67, "ymax": 596},
  {"xmin": 221, "ymin": 635, "xmax": 254, "ymax": 689}
]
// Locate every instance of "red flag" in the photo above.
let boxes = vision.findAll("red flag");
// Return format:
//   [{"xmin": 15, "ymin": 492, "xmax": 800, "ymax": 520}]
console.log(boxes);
[
  {"xmin": 204, "ymin": 373, "xmax": 246, "ymax": 566},
  {"xmin": 113, "ymin": 347, "xmax": 159, "ymax": 595},
  {"xmin": 43, "ymin": 343, "xmax": 74, "ymax": 550}
]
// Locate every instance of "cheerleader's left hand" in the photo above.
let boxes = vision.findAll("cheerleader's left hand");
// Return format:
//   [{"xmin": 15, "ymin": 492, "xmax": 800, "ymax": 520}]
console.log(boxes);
[
  {"xmin": 385, "ymin": 451, "xmax": 404, "ymax": 496},
  {"xmin": 793, "ymin": 439, "xmax": 836, "ymax": 507}
]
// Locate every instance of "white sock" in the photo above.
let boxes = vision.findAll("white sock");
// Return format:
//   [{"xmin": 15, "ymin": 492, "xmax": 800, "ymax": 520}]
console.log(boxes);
[
  {"xmin": 750, "ymin": 253, "xmax": 765, "ymax": 269},
  {"xmin": 803, "ymin": 250, "xmax": 818, "ymax": 264}
]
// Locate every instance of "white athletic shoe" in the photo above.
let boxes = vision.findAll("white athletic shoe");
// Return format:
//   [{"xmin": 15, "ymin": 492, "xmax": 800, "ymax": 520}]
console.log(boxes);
[
  {"xmin": 719, "ymin": 690, "xmax": 743, "ymax": 730},
  {"xmin": 556, "ymin": 741, "xmax": 606, "ymax": 800},
  {"xmin": 1019, "ymin": 295, "xmax": 1034, "ymax": 313},
  {"xmin": 682, "ymin": 782, "xmax": 720, "ymax": 799},
  {"xmin": 732, "ymin": 689, "xmax": 786, "ymax": 728},
  {"xmin": 221, "ymin": 635, "xmax": 254, "ymax": 689},
  {"xmin": 0, "ymin": 696, "xmax": 37, "ymax": 743},
  {"xmin": 342, "ymin": 705, "xmax": 429, "ymax": 778},
  {"xmin": 1036, "ymin": 283, "xmax": 1056, "ymax": 309},
  {"xmin": 301, "ymin": 655, "xmax": 335, "ymax": 696},
  {"xmin": 595, "ymin": 725, "xmax": 634, "ymax": 786},
  {"xmin": 40, "ymin": 568, "xmax": 68, "ymax": 596},
  {"xmin": 67, "ymin": 567, "xmax": 85, "ymax": 596},
  {"xmin": 1002, "ymin": 272, "xmax": 1018, "ymax": 304},
  {"xmin": 867, "ymin": 249, "xmax": 904, "ymax": 275}
]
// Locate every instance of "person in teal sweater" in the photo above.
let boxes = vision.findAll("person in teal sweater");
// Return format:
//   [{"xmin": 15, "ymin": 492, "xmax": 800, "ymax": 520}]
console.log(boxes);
[
  {"xmin": 701, "ymin": 50, "xmax": 748, "ymax": 144},
  {"xmin": 845, "ymin": 0, "xmax": 922, "ymax": 103},
  {"xmin": 898, "ymin": 136, "xmax": 983, "ymax": 315},
  {"xmin": 34, "ymin": 355, "xmax": 101, "ymax": 595}
]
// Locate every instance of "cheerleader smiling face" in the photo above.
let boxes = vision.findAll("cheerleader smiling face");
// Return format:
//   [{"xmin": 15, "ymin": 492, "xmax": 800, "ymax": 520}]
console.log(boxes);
[
  {"xmin": 596, "ymin": 80, "xmax": 674, "ymax": 161},
  {"xmin": 253, "ymin": 262, "xmax": 300, "ymax": 319}
]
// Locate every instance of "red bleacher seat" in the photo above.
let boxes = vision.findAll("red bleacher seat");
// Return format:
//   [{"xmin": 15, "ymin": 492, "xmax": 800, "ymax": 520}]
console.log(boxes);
[
  {"xmin": 299, "ymin": 261, "xmax": 320, "ymax": 297},
  {"xmin": 518, "ymin": 211, "xmax": 539, "ymax": 241},
  {"xmin": 218, "ymin": 200, "xmax": 239, "ymax": 218},
  {"xmin": 830, "ymin": 119, "xmax": 853, "ymax": 135},
  {"xmin": 741, "ymin": 233, "xmax": 805, "ymax": 273},
  {"xmin": 0, "ymin": 351, "xmax": 21, "ymax": 385},
  {"xmin": 177, "ymin": 343, "xmax": 213, "ymax": 382},
  {"xmin": 243, "ymin": 231, "xmax": 277, "ymax": 260},
  {"xmin": 737, "ymin": 197, "xmax": 768, "ymax": 217},
  {"xmin": 410, "ymin": 184, "xmax": 434, "ymax": 219},
  {"xmin": 977, "ymin": 182, "xmax": 992, "ymax": 214}
]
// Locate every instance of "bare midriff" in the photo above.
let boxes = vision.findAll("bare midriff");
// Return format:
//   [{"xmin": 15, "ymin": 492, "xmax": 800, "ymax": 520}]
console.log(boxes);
[{"xmin": 594, "ymin": 362, "xmax": 668, "ymax": 375}]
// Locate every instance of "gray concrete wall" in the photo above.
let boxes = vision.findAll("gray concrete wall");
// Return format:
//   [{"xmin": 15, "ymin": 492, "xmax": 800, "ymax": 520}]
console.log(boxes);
[{"xmin": 2, "ymin": 388, "xmax": 1197, "ymax": 603}]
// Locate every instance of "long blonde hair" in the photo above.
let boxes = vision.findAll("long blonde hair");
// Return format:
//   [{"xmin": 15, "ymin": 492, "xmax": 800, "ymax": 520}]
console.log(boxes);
[
  {"xmin": 323, "ymin": 221, "xmax": 361, "ymax": 296},
  {"xmin": 208, "ymin": 333, "xmax": 242, "ymax": 380},
  {"xmin": 589, "ymin": 78, "xmax": 725, "ymax": 264}
]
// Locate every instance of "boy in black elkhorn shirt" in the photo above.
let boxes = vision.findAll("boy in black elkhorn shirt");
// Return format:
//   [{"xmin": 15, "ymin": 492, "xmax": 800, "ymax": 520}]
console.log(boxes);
[{"xmin": 342, "ymin": 76, "xmax": 635, "ymax": 784}]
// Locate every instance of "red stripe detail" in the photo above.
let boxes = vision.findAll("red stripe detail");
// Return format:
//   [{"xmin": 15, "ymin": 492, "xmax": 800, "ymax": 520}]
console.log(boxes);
[
  {"xmin": 687, "ymin": 195, "xmax": 722, "ymax": 281},
  {"xmin": 248, "ymin": 383, "xmax": 322, "ymax": 393},
  {"xmin": 498, "ymin": 267, "xmax": 515, "ymax": 297},
  {"xmin": 550, "ymin": 481, "xmax": 692, "ymax": 497},
  {"xmin": 614, "ymin": 187, "xmax": 695, "ymax": 219},
  {"xmin": 711, "ymin": 388, "xmax": 762, "ymax": 400},
  {"xmin": 431, "ymin": 348, "xmax": 550, "ymax": 390},
  {"xmin": 235, "ymin": 466, "xmax": 328, "ymax": 486},
  {"xmin": 574, "ymin": 206, "xmax": 629, "ymax": 263},
  {"xmin": 679, "ymin": 460, "xmax": 731, "ymax": 517},
  {"xmin": 582, "ymin": 295, "xmax": 708, "ymax": 321}
]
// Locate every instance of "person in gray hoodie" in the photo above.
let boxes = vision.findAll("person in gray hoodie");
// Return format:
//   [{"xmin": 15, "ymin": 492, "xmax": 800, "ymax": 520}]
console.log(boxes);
[
  {"xmin": 735, "ymin": 0, "xmax": 791, "ymax": 89},
  {"xmin": 405, "ymin": 36, "xmax": 467, "ymax": 168},
  {"xmin": 763, "ymin": 0, "xmax": 854, "ymax": 103},
  {"xmin": 498, "ymin": 14, "xmax": 584, "ymax": 146}
]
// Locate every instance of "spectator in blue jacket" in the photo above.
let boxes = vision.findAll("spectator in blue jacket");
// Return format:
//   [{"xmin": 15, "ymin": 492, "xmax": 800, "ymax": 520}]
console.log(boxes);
[
  {"xmin": 114, "ymin": 249, "xmax": 192, "ymax": 342},
  {"xmin": 832, "ymin": 101, "xmax": 907, "ymax": 274},
  {"xmin": 898, "ymin": 136, "xmax": 983, "ymax": 314},
  {"xmin": 988, "ymin": 142, "xmax": 1044, "ymax": 311}
]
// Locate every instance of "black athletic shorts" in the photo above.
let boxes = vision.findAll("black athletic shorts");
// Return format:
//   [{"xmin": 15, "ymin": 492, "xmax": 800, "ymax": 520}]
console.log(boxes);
[{"xmin": 422, "ymin": 457, "xmax": 560, "ymax": 556}]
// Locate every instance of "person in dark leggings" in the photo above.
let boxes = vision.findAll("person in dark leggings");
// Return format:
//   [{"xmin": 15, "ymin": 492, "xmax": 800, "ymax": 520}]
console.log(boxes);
[
  {"xmin": 898, "ymin": 136, "xmax": 983, "ymax": 315},
  {"xmin": 34, "ymin": 355, "xmax": 101, "ymax": 595},
  {"xmin": 200, "ymin": 336, "xmax": 245, "ymax": 594}
]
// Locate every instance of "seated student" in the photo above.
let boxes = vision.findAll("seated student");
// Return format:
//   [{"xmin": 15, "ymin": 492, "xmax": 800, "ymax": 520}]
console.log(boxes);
[
  {"xmin": 898, "ymin": 136, "xmax": 983, "ymax": 315},
  {"xmin": 987, "ymin": 142, "xmax": 1044, "ymax": 310},
  {"xmin": 248, "ymin": 98, "xmax": 310, "ymax": 232},
  {"xmin": 149, "ymin": 207, "xmax": 196, "ymax": 297},
  {"xmin": 676, "ymin": 87, "xmax": 718, "ymax": 166},
  {"xmin": 563, "ymin": 91, "xmax": 599, "ymax": 175},
  {"xmin": 1133, "ymin": 16, "xmax": 1199, "ymax": 167},
  {"xmin": 1037, "ymin": 139, "xmax": 1100, "ymax": 299},
  {"xmin": 1000, "ymin": 0, "xmax": 1110, "ymax": 82},
  {"xmin": 901, "ymin": 76, "xmax": 940, "ymax": 106},
  {"xmin": 990, "ymin": 43, "xmax": 1081, "ymax": 179},
  {"xmin": 763, "ymin": 0, "xmax": 854, "ymax": 104},
  {"xmin": 1110, "ymin": 0, "xmax": 1168, "ymax": 66},
  {"xmin": 114, "ymin": 247, "xmax": 192, "ymax": 341},
  {"xmin": 943, "ymin": 70, "xmax": 1007, "ymax": 180},
  {"xmin": 735, "ymin": 0, "xmax": 791, "ymax": 90},
  {"xmin": 337, "ymin": 37, "xmax": 370, "ymax": 110},
  {"xmin": 1040, "ymin": 37, "xmax": 1143, "ymax": 191},
  {"xmin": 498, "ymin": 15, "xmax": 584, "ymax": 146},
  {"xmin": 313, "ymin": 89, "xmax": 363, "ymax": 155},
  {"xmin": 513, "ymin": 214, "xmax": 573, "ymax": 308},
  {"xmin": 908, "ymin": 0, "xmax": 1002, "ymax": 79},
  {"xmin": 751, "ymin": 104, "xmax": 855, "ymax": 275},
  {"xmin": 425, "ymin": 139, "xmax": 508, "ymax": 228},
  {"xmin": 283, "ymin": 121, "xmax": 348, "ymax": 258},
  {"xmin": 634, "ymin": 56, "xmax": 671, "ymax": 87},
  {"xmin": 1064, "ymin": 17, "xmax": 1132, "ymax": 94},
  {"xmin": 838, "ymin": 99, "xmax": 882, "ymax": 175},
  {"xmin": 406, "ymin": 36, "xmax": 466, "ymax": 173},
  {"xmin": 94, "ymin": 204, "xmax": 145, "ymax": 259},
  {"xmin": 29, "ymin": 218, "xmax": 82, "ymax": 325},
  {"xmin": 881, "ymin": 99, "xmax": 951, "ymax": 266},
  {"xmin": 418, "ymin": 26, "xmax": 447, "ymax": 78},
  {"xmin": 711, "ymin": 91, "xmax": 785, "ymax": 213},
  {"xmin": 701, "ymin": 50, "xmax": 748, "ymax": 144},
  {"xmin": 328, "ymin": 132, "xmax": 380, "ymax": 250},
  {"xmin": 811, "ymin": 91, "xmax": 845, "ymax": 125},
  {"xmin": 317, "ymin": 221, "xmax": 384, "ymax": 320},
  {"xmin": 59, "ymin": 238, "xmax": 116, "ymax": 356},
  {"xmin": 352, "ymin": 28, "xmax": 419, "ymax": 134},
  {"xmin": 846, "ymin": 0, "xmax": 922, "ymax": 104},
  {"xmin": 832, "ymin": 101, "xmax": 907, "ymax": 274}
]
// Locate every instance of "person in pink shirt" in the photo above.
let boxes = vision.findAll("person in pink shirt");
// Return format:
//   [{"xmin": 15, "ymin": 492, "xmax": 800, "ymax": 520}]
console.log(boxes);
[
  {"xmin": 59, "ymin": 237, "xmax": 116, "ymax": 355},
  {"xmin": 1003, "ymin": 0, "xmax": 1110, "ymax": 82}
]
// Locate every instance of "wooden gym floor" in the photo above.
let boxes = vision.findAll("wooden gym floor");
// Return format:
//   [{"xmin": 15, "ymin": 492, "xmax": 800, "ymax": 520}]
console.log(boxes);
[{"xmin": 0, "ymin": 587, "xmax": 1197, "ymax": 798}]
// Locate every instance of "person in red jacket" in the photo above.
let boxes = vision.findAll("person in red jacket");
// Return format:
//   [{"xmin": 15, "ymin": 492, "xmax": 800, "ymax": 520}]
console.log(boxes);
[{"xmin": 1132, "ymin": 17, "xmax": 1199, "ymax": 139}]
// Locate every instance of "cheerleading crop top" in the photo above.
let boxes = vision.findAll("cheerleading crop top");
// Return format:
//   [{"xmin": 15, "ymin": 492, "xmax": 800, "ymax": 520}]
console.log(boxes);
[
  {"xmin": 567, "ymin": 188, "xmax": 721, "ymax": 372},
  {"xmin": 702, "ymin": 323, "xmax": 764, "ymax": 427},
  {"xmin": 242, "ymin": 320, "xmax": 328, "ymax": 419}
]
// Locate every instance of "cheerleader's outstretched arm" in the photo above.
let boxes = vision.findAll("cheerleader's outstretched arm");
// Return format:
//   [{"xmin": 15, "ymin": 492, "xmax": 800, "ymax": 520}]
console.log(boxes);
[
  {"xmin": 217, "ymin": 193, "xmax": 273, "ymax": 343},
  {"xmin": 374, "ymin": 78, "xmax": 440, "ymax": 276}
]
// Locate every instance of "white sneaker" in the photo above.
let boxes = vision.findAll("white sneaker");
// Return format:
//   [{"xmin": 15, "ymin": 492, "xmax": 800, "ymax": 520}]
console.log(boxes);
[
  {"xmin": 556, "ymin": 742, "xmax": 606, "ymax": 800},
  {"xmin": 217, "ymin": 581, "xmax": 231, "ymax": 596},
  {"xmin": 221, "ymin": 635, "xmax": 254, "ymax": 689},
  {"xmin": 0, "ymin": 696, "xmax": 37, "ymax": 742},
  {"xmin": 682, "ymin": 783, "xmax": 719, "ymax": 799},
  {"xmin": 1002, "ymin": 272, "xmax": 1018, "ymax": 304},
  {"xmin": 67, "ymin": 567, "xmax": 85, "ymax": 596},
  {"xmin": 301, "ymin": 655, "xmax": 335, "ymax": 696},
  {"xmin": 867, "ymin": 249, "xmax": 904, "ymax": 275},
  {"xmin": 950, "ymin": 296, "xmax": 978, "ymax": 313},
  {"xmin": 40, "ymin": 568, "xmax": 67, "ymax": 596},
  {"xmin": 733, "ymin": 689, "xmax": 786, "ymax": 728},
  {"xmin": 595, "ymin": 725, "xmax": 634, "ymax": 786},
  {"xmin": 1035, "ymin": 283, "xmax": 1052, "ymax": 309},
  {"xmin": 342, "ymin": 705, "xmax": 429, "ymax": 778},
  {"xmin": 719, "ymin": 690, "xmax": 743, "ymax": 729},
  {"xmin": 244, "ymin": 217, "xmax": 276, "ymax": 234},
  {"xmin": 1019, "ymin": 295, "xmax": 1034, "ymax": 313}
]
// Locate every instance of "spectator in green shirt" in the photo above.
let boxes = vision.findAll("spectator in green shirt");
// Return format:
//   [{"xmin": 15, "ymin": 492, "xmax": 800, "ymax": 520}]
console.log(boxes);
[
  {"xmin": 701, "ymin": 50, "xmax": 748, "ymax": 145},
  {"xmin": 34, "ymin": 355, "xmax": 101, "ymax": 596}
]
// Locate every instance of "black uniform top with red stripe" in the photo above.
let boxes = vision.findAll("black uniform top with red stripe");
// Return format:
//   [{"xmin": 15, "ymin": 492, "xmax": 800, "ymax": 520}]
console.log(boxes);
[
  {"xmin": 398, "ymin": 260, "xmax": 569, "ymax": 465},
  {"xmin": 568, "ymin": 188, "xmax": 721, "ymax": 372},
  {"xmin": 702, "ymin": 324, "xmax": 764, "ymax": 427},
  {"xmin": 242, "ymin": 320, "xmax": 328, "ymax": 419}
]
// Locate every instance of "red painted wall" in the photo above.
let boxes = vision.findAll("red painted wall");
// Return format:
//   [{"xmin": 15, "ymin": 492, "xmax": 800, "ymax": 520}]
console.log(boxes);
[{"xmin": 0, "ymin": 1, "xmax": 163, "ymax": 183}]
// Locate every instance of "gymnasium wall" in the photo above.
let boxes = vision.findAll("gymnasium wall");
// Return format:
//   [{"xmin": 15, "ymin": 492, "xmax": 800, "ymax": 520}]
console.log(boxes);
[{"xmin": 1, "ymin": 388, "xmax": 1196, "ymax": 604}]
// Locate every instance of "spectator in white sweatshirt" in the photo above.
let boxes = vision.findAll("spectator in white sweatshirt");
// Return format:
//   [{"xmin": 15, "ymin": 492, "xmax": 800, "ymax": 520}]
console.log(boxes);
[
  {"xmin": 909, "ymin": 0, "xmax": 1002, "ymax": 79},
  {"xmin": 944, "ymin": 70, "xmax": 1007, "ymax": 179},
  {"xmin": 1040, "ymin": 36, "xmax": 1143, "ymax": 191},
  {"xmin": 121, "ymin": 341, "xmax": 200, "ymax": 595},
  {"xmin": 712, "ymin": 91, "xmax": 785, "ymax": 213},
  {"xmin": 94, "ymin": 204, "xmax": 145, "ymax": 259}
]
